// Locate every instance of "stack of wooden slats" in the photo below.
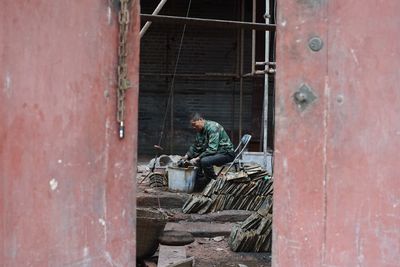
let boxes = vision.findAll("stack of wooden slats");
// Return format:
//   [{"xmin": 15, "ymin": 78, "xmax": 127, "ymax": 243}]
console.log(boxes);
[
  {"xmin": 182, "ymin": 164, "xmax": 273, "ymax": 214},
  {"xmin": 228, "ymin": 208, "xmax": 273, "ymax": 252}
]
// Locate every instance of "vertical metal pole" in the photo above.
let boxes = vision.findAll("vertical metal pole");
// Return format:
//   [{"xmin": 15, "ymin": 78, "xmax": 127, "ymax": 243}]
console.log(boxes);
[
  {"xmin": 140, "ymin": 0, "xmax": 168, "ymax": 38},
  {"xmin": 252, "ymin": 0, "xmax": 256, "ymax": 75},
  {"xmin": 233, "ymin": 1, "xmax": 240, "ymax": 142},
  {"xmin": 164, "ymin": 33, "xmax": 170, "ymax": 150},
  {"xmin": 236, "ymin": 2, "xmax": 241, "ymax": 78},
  {"xmin": 171, "ymin": 86, "xmax": 174, "ymax": 153},
  {"xmin": 263, "ymin": 0, "xmax": 270, "ymax": 159},
  {"xmin": 239, "ymin": 0, "xmax": 244, "ymax": 141}
]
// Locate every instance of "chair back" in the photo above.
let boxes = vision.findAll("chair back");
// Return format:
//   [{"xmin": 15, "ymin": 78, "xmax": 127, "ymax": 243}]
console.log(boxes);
[
  {"xmin": 217, "ymin": 134, "xmax": 252, "ymax": 176},
  {"xmin": 234, "ymin": 134, "xmax": 252, "ymax": 156}
]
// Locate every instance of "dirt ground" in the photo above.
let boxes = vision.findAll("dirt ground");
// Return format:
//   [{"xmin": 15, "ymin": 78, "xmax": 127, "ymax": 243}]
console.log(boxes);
[
  {"xmin": 137, "ymin": 158, "xmax": 272, "ymax": 267},
  {"xmin": 186, "ymin": 237, "xmax": 271, "ymax": 267},
  {"xmin": 141, "ymin": 238, "xmax": 271, "ymax": 267}
]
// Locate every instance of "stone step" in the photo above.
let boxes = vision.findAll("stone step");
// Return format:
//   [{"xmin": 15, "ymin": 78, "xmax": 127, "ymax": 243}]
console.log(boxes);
[
  {"xmin": 165, "ymin": 221, "xmax": 234, "ymax": 238},
  {"xmin": 137, "ymin": 190, "xmax": 190, "ymax": 209},
  {"xmin": 189, "ymin": 210, "xmax": 253, "ymax": 223},
  {"xmin": 157, "ymin": 245, "xmax": 190, "ymax": 267},
  {"xmin": 167, "ymin": 209, "xmax": 253, "ymax": 223}
]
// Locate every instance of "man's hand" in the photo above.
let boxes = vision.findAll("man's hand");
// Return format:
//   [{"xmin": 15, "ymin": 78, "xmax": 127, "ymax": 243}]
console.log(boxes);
[
  {"xmin": 177, "ymin": 158, "xmax": 185, "ymax": 167},
  {"xmin": 177, "ymin": 155, "xmax": 187, "ymax": 167},
  {"xmin": 189, "ymin": 157, "xmax": 200, "ymax": 166}
]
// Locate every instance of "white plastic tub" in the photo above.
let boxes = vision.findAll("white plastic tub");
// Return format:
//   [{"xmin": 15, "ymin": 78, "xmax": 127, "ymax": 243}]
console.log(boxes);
[{"xmin": 167, "ymin": 166, "xmax": 197, "ymax": 193}]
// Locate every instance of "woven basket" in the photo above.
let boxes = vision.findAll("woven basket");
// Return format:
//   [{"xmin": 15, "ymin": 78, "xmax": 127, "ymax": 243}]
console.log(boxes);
[{"xmin": 137, "ymin": 208, "xmax": 167, "ymax": 259}]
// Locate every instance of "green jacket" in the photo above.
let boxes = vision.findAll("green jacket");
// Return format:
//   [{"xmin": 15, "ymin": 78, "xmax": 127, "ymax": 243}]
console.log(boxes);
[{"xmin": 187, "ymin": 120, "xmax": 234, "ymax": 159}]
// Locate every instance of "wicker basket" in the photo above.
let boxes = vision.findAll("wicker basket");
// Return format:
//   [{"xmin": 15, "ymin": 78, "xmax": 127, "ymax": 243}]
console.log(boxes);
[{"xmin": 137, "ymin": 208, "xmax": 167, "ymax": 259}]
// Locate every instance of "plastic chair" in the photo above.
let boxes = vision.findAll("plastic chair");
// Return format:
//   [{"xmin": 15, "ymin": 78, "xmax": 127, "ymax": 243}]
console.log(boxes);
[{"xmin": 217, "ymin": 134, "xmax": 252, "ymax": 176}]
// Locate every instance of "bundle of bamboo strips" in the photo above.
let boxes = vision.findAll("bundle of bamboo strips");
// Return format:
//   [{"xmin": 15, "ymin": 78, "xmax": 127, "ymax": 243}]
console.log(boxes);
[
  {"xmin": 228, "ymin": 208, "xmax": 273, "ymax": 252},
  {"xmin": 182, "ymin": 164, "xmax": 273, "ymax": 214}
]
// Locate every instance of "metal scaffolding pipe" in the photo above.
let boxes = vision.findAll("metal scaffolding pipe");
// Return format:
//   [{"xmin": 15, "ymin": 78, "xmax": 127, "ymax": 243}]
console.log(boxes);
[
  {"xmin": 140, "ymin": 72, "xmax": 237, "ymax": 77},
  {"xmin": 233, "ymin": 0, "xmax": 240, "ymax": 142},
  {"xmin": 256, "ymin": 61, "xmax": 276, "ymax": 66},
  {"xmin": 252, "ymin": 0, "xmax": 256, "ymax": 74},
  {"xmin": 140, "ymin": 14, "xmax": 276, "ymax": 31},
  {"xmin": 140, "ymin": 0, "xmax": 168, "ymax": 38},
  {"xmin": 263, "ymin": 0, "xmax": 271, "ymax": 160},
  {"xmin": 170, "ymin": 96, "xmax": 174, "ymax": 153},
  {"xmin": 239, "ymin": 0, "xmax": 245, "ymax": 141},
  {"xmin": 243, "ymin": 71, "xmax": 265, "ymax": 77}
]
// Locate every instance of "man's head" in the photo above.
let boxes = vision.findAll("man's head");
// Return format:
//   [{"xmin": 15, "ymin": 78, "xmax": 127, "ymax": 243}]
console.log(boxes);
[{"xmin": 190, "ymin": 112, "xmax": 205, "ymax": 132}]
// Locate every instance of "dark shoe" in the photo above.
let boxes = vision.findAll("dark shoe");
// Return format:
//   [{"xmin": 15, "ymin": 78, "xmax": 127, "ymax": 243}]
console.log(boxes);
[{"xmin": 193, "ymin": 178, "xmax": 210, "ymax": 192}]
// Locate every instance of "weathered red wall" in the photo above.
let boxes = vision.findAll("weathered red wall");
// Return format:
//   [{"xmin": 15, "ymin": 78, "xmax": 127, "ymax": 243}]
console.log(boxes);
[
  {"xmin": 273, "ymin": 1, "xmax": 400, "ymax": 266},
  {"xmin": 0, "ymin": 1, "xmax": 139, "ymax": 266}
]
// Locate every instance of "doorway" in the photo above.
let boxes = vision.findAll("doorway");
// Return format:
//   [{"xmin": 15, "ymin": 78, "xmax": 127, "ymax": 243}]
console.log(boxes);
[
  {"xmin": 138, "ymin": 0, "xmax": 276, "ymax": 157},
  {"xmin": 137, "ymin": 0, "xmax": 276, "ymax": 266}
]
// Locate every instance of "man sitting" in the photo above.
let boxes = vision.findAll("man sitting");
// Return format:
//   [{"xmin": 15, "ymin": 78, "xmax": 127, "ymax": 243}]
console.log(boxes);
[{"xmin": 182, "ymin": 113, "xmax": 235, "ymax": 191}]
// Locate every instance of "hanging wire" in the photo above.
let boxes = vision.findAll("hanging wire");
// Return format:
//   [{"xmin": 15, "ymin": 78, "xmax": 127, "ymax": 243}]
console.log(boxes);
[
  {"xmin": 152, "ymin": 0, "xmax": 192, "ymax": 210},
  {"xmin": 157, "ymin": 0, "xmax": 193, "ymax": 147}
]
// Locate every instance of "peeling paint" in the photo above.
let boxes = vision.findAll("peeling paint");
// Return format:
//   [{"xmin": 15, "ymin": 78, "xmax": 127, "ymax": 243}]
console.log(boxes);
[
  {"xmin": 98, "ymin": 218, "xmax": 106, "ymax": 226},
  {"xmin": 83, "ymin": 246, "xmax": 89, "ymax": 256},
  {"xmin": 104, "ymin": 251, "xmax": 122, "ymax": 267},
  {"xmin": 10, "ymin": 234, "xmax": 17, "ymax": 259},
  {"xmin": 3, "ymin": 72, "xmax": 12, "ymax": 98},
  {"xmin": 283, "ymin": 158, "xmax": 288, "ymax": 173},
  {"xmin": 297, "ymin": 0, "xmax": 328, "ymax": 9},
  {"xmin": 49, "ymin": 178, "xmax": 58, "ymax": 191},
  {"xmin": 114, "ymin": 162, "xmax": 122, "ymax": 168},
  {"xmin": 107, "ymin": 7, "xmax": 112, "ymax": 25},
  {"xmin": 102, "ymin": 188, "xmax": 108, "ymax": 244},
  {"xmin": 350, "ymin": 49, "xmax": 359, "ymax": 65},
  {"xmin": 322, "ymin": 76, "xmax": 330, "ymax": 263},
  {"xmin": 105, "ymin": 119, "xmax": 111, "ymax": 129},
  {"xmin": 102, "ymin": 118, "xmax": 110, "ymax": 245},
  {"xmin": 82, "ymin": 247, "xmax": 90, "ymax": 267},
  {"xmin": 355, "ymin": 223, "xmax": 365, "ymax": 266}
]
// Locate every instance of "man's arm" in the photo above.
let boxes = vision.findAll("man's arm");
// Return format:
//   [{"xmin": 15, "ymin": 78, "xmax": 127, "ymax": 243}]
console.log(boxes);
[
  {"xmin": 186, "ymin": 133, "xmax": 202, "ymax": 159},
  {"xmin": 199, "ymin": 131, "xmax": 220, "ymax": 158}
]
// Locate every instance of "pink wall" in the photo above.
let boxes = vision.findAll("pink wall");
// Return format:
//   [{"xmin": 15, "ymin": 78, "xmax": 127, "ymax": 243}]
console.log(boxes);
[
  {"xmin": 0, "ymin": 1, "xmax": 139, "ymax": 265},
  {"xmin": 273, "ymin": 1, "xmax": 400, "ymax": 266}
]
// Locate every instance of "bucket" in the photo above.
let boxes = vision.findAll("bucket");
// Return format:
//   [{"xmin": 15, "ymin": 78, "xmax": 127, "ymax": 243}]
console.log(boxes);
[{"xmin": 167, "ymin": 166, "xmax": 197, "ymax": 193}]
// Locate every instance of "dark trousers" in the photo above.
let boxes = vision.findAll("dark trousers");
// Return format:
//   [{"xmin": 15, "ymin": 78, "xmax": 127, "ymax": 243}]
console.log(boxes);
[{"xmin": 196, "ymin": 152, "xmax": 234, "ymax": 182}]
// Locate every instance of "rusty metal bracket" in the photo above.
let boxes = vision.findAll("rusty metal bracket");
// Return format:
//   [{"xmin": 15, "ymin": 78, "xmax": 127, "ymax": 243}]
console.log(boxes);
[{"xmin": 293, "ymin": 84, "xmax": 317, "ymax": 111}]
